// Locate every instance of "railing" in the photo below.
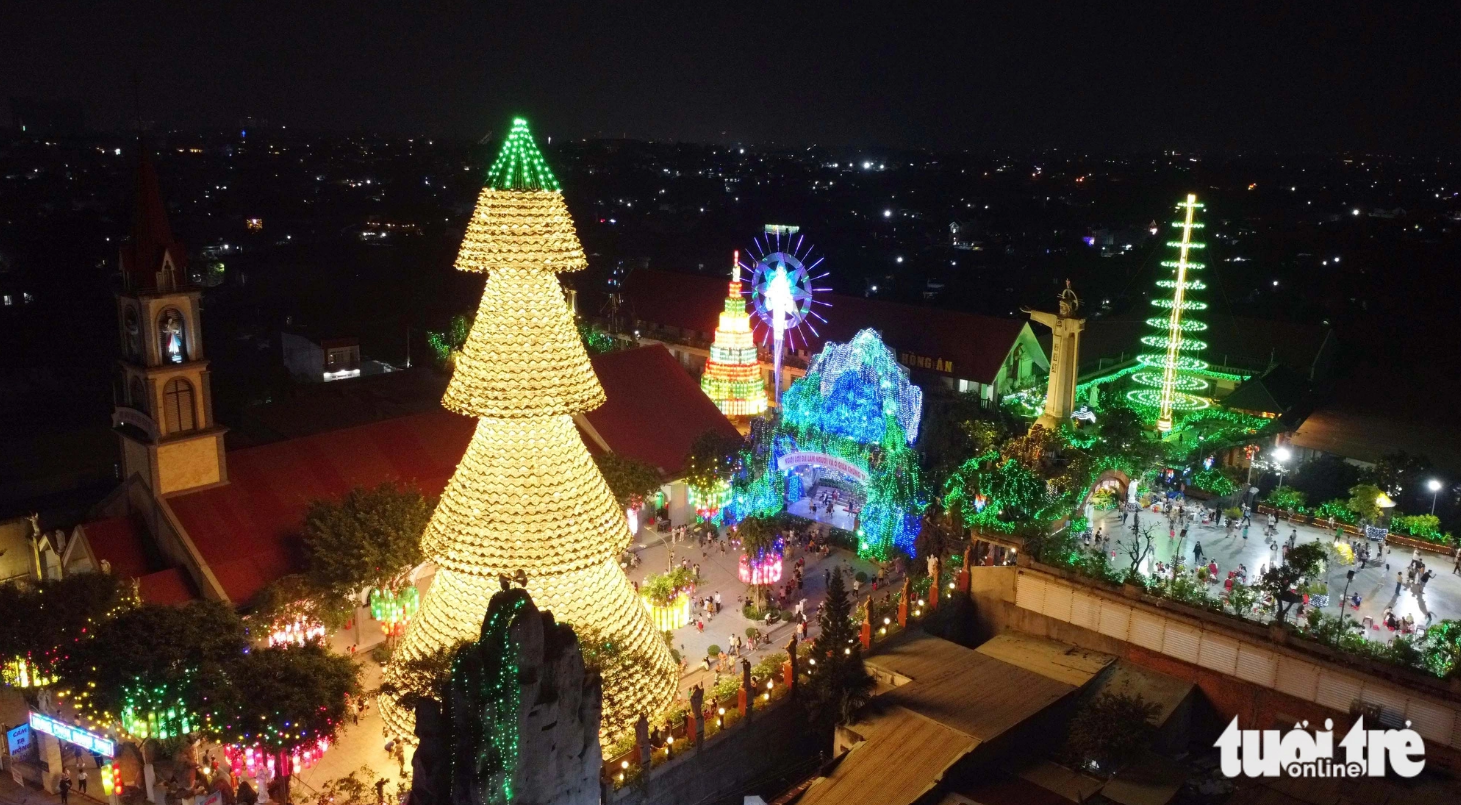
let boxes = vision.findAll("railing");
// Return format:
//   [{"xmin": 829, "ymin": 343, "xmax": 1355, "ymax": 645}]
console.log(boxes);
[{"xmin": 603, "ymin": 575, "xmax": 951, "ymax": 790}]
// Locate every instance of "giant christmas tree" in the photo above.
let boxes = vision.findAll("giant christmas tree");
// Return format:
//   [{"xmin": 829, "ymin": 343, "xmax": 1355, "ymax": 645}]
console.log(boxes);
[
  {"xmin": 1128, "ymin": 193, "xmax": 1211, "ymax": 431},
  {"xmin": 700, "ymin": 251, "xmax": 768, "ymax": 417},
  {"xmin": 382, "ymin": 119, "xmax": 677, "ymax": 742}
]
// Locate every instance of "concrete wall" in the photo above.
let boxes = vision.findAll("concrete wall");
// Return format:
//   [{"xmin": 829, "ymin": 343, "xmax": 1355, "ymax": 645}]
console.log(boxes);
[
  {"xmin": 612, "ymin": 698, "xmax": 817, "ymax": 805},
  {"xmin": 966, "ymin": 564, "xmax": 1461, "ymax": 771}
]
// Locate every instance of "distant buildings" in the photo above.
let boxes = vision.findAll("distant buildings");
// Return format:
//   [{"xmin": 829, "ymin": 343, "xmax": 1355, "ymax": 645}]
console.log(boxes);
[{"xmin": 617, "ymin": 268, "xmax": 1049, "ymax": 406}]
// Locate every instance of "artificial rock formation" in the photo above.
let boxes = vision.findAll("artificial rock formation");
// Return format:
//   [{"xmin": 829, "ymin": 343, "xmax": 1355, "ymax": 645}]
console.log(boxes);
[{"xmin": 410, "ymin": 588, "xmax": 602, "ymax": 805}]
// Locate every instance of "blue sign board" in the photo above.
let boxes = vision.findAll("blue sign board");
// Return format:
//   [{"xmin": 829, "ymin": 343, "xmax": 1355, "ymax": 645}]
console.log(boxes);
[{"xmin": 27, "ymin": 712, "xmax": 114, "ymax": 757}]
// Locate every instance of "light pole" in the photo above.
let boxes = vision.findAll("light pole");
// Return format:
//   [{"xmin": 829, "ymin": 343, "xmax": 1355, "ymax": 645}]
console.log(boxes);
[
  {"xmin": 1272, "ymin": 447, "xmax": 1292, "ymax": 491},
  {"xmin": 1428, "ymin": 478, "xmax": 1443, "ymax": 515},
  {"xmin": 1339, "ymin": 569, "xmax": 1356, "ymax": 632}
]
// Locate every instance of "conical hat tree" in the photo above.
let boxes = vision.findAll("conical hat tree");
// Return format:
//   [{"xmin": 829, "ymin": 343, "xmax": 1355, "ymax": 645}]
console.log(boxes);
[{"xmin": 382, "ymin": 118, "xmax": 677, "ymax": 743}]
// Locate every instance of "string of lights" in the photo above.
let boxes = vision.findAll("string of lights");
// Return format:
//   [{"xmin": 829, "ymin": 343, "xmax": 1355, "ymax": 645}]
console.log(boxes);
[
  {"xmin": 383, "ymin": 118, "xmax": 676, "ymax": 745},
  {"xmin": 1129, "ymin": 194, "xmax": 1211, "ymax": 429}
]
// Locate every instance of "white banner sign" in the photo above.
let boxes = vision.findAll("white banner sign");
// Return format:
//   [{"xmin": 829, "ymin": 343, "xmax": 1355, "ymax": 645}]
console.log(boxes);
[{"xmin": 776, "ymin": 452, "xmax": 868, "ymax": 484}]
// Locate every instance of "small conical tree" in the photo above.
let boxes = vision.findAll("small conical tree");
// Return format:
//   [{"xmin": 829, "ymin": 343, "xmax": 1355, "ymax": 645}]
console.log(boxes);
[{"xmin": 803, "ymin": 569, "xmax": 872, "ymax": 731}]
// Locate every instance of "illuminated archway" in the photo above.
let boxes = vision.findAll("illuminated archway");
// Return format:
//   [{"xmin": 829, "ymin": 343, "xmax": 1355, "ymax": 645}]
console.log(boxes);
[{"xmin": 727, "ymin": 329, "xmax": 927, "ymax": 560}]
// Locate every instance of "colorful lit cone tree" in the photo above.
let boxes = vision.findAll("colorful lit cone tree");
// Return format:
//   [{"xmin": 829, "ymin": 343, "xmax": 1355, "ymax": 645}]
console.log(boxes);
[
  {"xmin": 701, "ymin": 251, "xmax": 768, "ymax": 417},
  {"xmin": 382, "ymin": 119, "xmax": 677, "ymax": 743}
]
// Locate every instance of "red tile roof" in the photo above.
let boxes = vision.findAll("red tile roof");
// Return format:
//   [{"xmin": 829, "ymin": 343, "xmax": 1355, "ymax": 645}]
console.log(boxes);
[
  {"xmin": 83, "ymin": 514, "xmax": 158, "ymax": 581},
  {"xmin": 83, "ymin": 515, "xmax": 199, "ymax": 605},
  {"xmin": 581, "ymin": 344, "xmax": 741, "ymax": 477},
  {"xmin": 163, "ymin": 346, "xmax": 735, "ymax": 605},
  {"xmin": 166, "ymin": 408, "xmax": 474, "ymax": 604},
  {"xmin": 136, "ymin": 568, "xmax": 200, "ymax": 606},
  {"xmin": 621, "ymin": 269, "xmax": 1028, "ymax": 384}
]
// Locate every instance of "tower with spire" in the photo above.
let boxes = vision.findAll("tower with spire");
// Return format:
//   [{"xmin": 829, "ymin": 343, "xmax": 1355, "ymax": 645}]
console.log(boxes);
[
  {"xmin": 112, "ymin": 143, "xmax": 227, "ymax": 495},
  {"xmin": 700, "ymin": 251, "xmax": 769, "ymax": 418}
]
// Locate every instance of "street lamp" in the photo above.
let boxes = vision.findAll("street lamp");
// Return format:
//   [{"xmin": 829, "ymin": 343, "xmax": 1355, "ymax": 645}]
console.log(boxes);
[
  {"xmin": 1428, "ymin": 478, "xmax": 1443, "ymax": 515},
  {"xmin": 1339, "ymin": 569, "xmax": 1356, "ymax": 632},
  {"xmin": 1272, "ymin": 447, "xmax": 1292, "ymax": 490}
]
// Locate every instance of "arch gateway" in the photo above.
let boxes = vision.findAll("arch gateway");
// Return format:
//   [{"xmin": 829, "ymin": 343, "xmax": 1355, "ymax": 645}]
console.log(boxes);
[{"xmin": 727, "ymin": 328, "xmax": 927, "ymax": 561}]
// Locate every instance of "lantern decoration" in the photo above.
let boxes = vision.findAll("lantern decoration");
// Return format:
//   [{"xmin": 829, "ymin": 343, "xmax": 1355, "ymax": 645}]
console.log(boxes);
[
  {"xmin": 700, "ymin": 251, "xmax": 768, "ymax": 417},
  {"xmin": 369, "ymin": 586, "xmax": 421, "ymax": 637},
  {"xmin": 2, "ymin": 657, "xmax": 53, "ymax": 689},
  {"xmin": 120, "ymin": 686, "xmax": 196, "ymax": 741},
  {"xmin": 267, "ymin": 616, "xmax": 327, "ymax": 648},
  {"xmin": 640, "ymin": 592, "xmax": 692, "ymax": 632},
  {"xmin": 690, "ymin": 479, "xmax": 730, "ymax": 522},
  {"xmin": 1128, "ymin": 194, "xmax": 1211, "ymax": 430},
  {"xmin": 224, "ymin": 737, "xmax": 331, "ymax": 778},
  {"xmin": 99, "ymin": 765, "xmax": 117, "ymax": 797},
  {"xmin": 738, "ymin": 538, "xmax": 784, "ymax": 586},
  {"xmin": 382, "ymin": 118, "xmax": 677, "ymax": 744}
]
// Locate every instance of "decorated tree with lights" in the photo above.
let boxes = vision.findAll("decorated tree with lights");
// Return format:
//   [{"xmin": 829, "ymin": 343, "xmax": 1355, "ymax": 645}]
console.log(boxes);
[
  {"xmin": 801, "ymin": 569, "xmax": 873, "ymax": 732},
  {"xmin": 701, "ymin": 251, "xmax": 768, "ymax": 417},
  {"xmin": 382, "ymin": 119, "xmax": 677, "ymax": 743},
  {"xmin": 1128, "ymin": 194, "xmax": 1211, "ymax": 431}
]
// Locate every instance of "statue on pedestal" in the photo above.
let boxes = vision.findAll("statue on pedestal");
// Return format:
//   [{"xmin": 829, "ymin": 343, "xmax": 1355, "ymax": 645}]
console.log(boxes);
[{"xmin": 1023, "ymin": 280, "xmax": 1087, "ymax": 433}]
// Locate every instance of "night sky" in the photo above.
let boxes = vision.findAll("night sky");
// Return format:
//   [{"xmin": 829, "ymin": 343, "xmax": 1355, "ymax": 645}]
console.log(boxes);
[{"xmin": 3, "ymin": 2, "xmax": 1458, "ymax": 152}]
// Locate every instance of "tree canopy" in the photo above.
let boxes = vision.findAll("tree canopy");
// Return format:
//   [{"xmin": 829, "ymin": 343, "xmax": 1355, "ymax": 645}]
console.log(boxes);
[
  {"xmin": 1259, "ymin": 542, "xmax": 1327, "ymax": 624},
  {"xmin": 1066, "ymin": 691, "xmax": 1160, "ymax": 775},
  {"xmin": 213, "ymin": 643, "xmax": 359, "ymax": 752},
  {"xmin": 302, "ymin": 483, "xmax": 433, "ymax": 599},
  {"xmin": 683, "ymin": 430, "xmax": 742, "ymax": 497},
  {"xmin": 0, "ymin": 572, "xmax": 137, "ymax": 683},
  {"xmin": 593, "ymin": 453, "xmax": 663, "ymax": 509}
]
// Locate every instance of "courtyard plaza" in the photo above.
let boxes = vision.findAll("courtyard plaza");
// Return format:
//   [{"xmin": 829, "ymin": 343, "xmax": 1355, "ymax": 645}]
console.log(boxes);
[
  {"xmin": 1089, "ymin": 503, "xmax": 1461, "ymax": 640},
  {"xmin": 625, "ymin": 517, "xmax": 888, "ymax": 696}
]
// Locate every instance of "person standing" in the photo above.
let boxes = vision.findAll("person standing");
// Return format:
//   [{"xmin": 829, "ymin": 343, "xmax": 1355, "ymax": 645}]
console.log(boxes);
[
  {"xmin": 78, "ymin": 769, "xmax": 88, "ymax": 795},
  {"xmin": 1395, "ymin": 572, "xmax": 1404, "ymax": 598},
  {"xmin": 59, "ymin": 774, "xmax": 72, "ymax": 805},
  {"xmin": 1193, "ymin": 542, "xmax": 1204, "ymax": 565},
  {"xmin": 1241, "ymin": 523, "xmax": 1249, "ymax": 541}
]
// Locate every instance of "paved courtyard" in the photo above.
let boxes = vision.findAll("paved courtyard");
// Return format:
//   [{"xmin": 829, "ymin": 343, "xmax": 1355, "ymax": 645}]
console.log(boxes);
[
  {"xmin": 625, "ymin": 519, "xmax": 887, "ymax": 697},
  {"xmin": 1090, "ymin": 505, "xmax": 1461, "ymax": 639}
]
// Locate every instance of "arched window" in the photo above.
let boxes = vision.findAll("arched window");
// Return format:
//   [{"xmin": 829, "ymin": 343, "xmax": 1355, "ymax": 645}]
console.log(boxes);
[
  {"xmin": 163, "ymin": 378, "xmax": 196, "ymax": 433},
  {"xmin": 158, "ymin": 309, "xmax": 187, "ymax": 364},
  {"xmin": 129, "ymin": 377, "xmax": 148, "ymax": 414}
]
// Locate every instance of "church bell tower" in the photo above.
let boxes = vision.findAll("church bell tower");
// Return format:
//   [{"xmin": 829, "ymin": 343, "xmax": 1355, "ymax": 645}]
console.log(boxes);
[{"xmin": 112, "ymin": 143, "xmax": 227, "ymax": 495}]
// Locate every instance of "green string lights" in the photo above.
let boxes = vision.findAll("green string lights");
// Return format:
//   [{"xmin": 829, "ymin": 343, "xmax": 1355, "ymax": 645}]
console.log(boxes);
[
  {"xmin": 449, "ymin": 590, "xmax": 529, "ymax": 805},
  {"xmin": 486, "ymin": 118, "xmax": 562, "ymax": 192},
  {"xmin": 1129, "ymin": 194, "xmax": 1211, "ymax": 429}
]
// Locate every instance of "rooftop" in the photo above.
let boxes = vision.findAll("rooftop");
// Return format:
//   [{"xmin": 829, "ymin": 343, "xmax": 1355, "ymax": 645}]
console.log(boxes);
[{"xmin": 620, "ymin": 269, "xmax": 1034, "ymax": 384}]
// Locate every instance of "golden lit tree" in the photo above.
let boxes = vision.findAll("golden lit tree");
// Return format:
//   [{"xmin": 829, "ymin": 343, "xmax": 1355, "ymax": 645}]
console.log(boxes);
[{"xmin": 382, "ymin": 118, "xmax": 677, "ymax": 743}]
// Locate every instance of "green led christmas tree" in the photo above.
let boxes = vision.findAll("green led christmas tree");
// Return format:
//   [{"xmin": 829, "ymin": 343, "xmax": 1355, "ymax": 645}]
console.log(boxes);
[{"xmin": 1128, "ymin": 194, "xmax": 1210, "ymax": 430}]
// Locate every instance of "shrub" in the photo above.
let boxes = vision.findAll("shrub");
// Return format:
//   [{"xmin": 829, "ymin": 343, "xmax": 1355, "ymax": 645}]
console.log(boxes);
[
  {"xmin": 1267, "ymin": 486, "xmax": 1307, "ymax": 511},
  {"xmin": 854, "ymin": 571, "xmax": 868, "ymax": 584},
  {"xmin": 1192, "ymin": 467, "xmax": 1236, "ymax": 496},
  {"xmin": 1314, "ymin": 498, "xmax": 1359, "ymax": 524},
  {"xmin": 1392, "ymin": 514, "xmax": 1443, "ymax": 541},
  {"xmin": 1223, "ymin": 506, "xmax": 1241, "ymax": 521},
  {"xmin": 745, "ymin": 627, "xmax": 761, "ymax": 641},
  {"xmin": 369, "ymin": 642, "xmax": 392, "ymax": 665},
  {"xmin": 706, "ymin": 644, "xmax": 721, "ymax": 659}
]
